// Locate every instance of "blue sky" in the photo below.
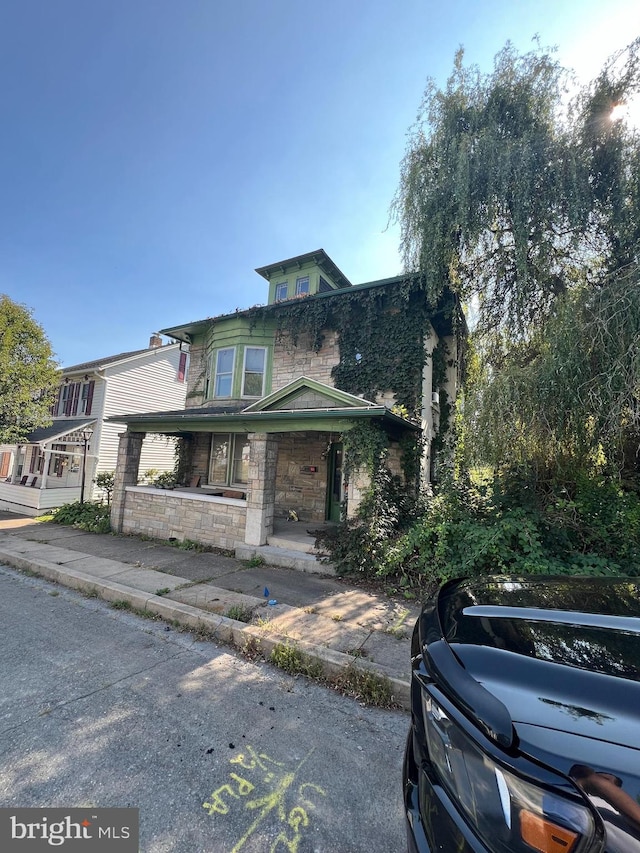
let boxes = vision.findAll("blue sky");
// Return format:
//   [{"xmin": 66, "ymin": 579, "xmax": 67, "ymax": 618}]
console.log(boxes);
[{"xmin": 2, "ymin": 0, "xmax": 639, "ymax": 367}]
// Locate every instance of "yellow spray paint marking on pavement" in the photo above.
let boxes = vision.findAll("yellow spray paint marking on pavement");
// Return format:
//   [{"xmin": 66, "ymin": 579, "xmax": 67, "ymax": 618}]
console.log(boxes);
[{"xmin": 203, "ymin": 745, "xmax": 326, "ymax": 853}]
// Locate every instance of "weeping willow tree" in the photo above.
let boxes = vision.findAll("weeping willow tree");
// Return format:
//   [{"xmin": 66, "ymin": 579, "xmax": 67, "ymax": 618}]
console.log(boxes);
[{"xmin": 393, "ymin": 38, "xmax": 640, "ymax": 491}]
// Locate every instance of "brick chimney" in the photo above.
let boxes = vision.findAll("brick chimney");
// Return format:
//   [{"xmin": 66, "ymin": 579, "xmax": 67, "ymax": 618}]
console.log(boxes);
[{"xmin": 149, "ymin": 333, "xmax": 163, "ymax": 348}]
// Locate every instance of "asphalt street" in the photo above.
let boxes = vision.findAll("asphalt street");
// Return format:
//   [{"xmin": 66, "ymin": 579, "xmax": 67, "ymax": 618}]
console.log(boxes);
[{"xmin": 0, "ymin": 563, "xmax": 408, "ymax": 852}]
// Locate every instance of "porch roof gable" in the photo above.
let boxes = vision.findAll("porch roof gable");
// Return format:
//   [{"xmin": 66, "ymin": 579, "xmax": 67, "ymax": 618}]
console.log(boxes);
[
  {"xmin": 24, "ymin": 419, "xmax": 97, "ymax": 446},
  {"xmin": 242, "ymin": 376, "xmax": 377, "ymax": 413}
]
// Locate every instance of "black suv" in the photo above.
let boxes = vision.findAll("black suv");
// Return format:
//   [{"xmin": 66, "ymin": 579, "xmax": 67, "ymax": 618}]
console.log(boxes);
[{"xmin": 404, "ymin": 576, "xmax": 640, "ymax": 853}]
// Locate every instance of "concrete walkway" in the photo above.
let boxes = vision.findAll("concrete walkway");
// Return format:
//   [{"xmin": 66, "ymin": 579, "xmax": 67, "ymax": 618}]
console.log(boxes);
[{"xmin": 0, "ymin": 512, "xmax": 418, "ymax": 709}]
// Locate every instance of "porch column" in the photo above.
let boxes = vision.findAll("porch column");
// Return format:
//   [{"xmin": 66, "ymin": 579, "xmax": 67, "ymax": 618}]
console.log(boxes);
[
  {"xmin": 39, "ymin": 448, "xmax": 50, "ymax": 490},
  {"xmin": 111, "ymin": 431, "xmax": 145, "ymax": 533},
  {"xmin": 245, "ymin": 432, "xmax": 277, "ymax": 546}
]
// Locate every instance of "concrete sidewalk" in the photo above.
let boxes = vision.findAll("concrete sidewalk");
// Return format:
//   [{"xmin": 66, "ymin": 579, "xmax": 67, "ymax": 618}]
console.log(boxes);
[{"xmin": 0, "ymin": 513, "xmax": 417, "ymax": 708}]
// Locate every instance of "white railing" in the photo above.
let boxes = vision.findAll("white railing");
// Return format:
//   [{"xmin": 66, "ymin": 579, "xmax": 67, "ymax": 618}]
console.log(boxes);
[{"xmin": 0, "ymin": 481, "xmax": 81, "ymax": 510}]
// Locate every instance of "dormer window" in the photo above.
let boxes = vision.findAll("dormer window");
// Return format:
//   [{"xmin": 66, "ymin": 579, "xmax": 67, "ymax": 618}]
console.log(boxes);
[
  {"xmin": 295, "ymin": 276, "xmax": 310, "ymax": 296},
  {"xmin": 275, "ymin": 282, "xmax": 288, "ymax": 301}
]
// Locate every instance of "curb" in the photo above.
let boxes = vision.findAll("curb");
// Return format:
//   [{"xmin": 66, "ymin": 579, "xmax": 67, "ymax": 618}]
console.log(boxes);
[{"xmin": 0, "ymin": 547, "xmax": 410, "ymax": 711}]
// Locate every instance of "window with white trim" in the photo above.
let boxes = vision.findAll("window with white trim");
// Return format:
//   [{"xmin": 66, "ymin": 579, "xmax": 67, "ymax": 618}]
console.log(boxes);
[
  {"xmin": 295, "ymin": 275, "xmax": 310, "ymax": 295},
  {"xmin": 213, "ymin": 347, "xmax": 235, "ymax": 398},
  {"xmin": 275, "ymin": 282, "xmax": 288, "ymax": 301},
  {"xmin": 209, "ymin": 434, "xmax": 250, "ymax": 486},
  {"xmin": 242, "ymin": 347, "xmax": 266, "ymax": 397}
]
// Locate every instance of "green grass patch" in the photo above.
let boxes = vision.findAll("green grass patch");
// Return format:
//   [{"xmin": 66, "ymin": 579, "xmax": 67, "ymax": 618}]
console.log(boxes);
[
  {"xmin": 270, "ymin": 643, "xmax": 325, "ymax": 679},
  {"xmin": 225, "ymin": 604, "xmax": 254, "ymax": 623}
]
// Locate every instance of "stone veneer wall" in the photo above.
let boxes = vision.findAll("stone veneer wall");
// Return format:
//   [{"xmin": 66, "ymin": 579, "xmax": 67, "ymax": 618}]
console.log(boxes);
[
  {"xmin": 271, "ymin": 329, "xmax": 340, "ymax": 390},
  {"xmin": 120, "ymin": 487, "xmax": 246, "ymax": 550},
  {"xmin": 191, "ymin": 432, "xmax": 212, "ymax": 482},
  {"xmin": 274, "ymin": 432, "xmax": 329, "ymax": 522},
  {"xmin": 185, "ymin": 343, "xmax": 206, "ymax": 408}
]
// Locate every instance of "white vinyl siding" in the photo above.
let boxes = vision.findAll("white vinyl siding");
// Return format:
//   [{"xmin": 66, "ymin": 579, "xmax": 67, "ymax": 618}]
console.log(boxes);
[{"xmin": 97, "ymin": 346, "xmax": 188, "ymax": 480}]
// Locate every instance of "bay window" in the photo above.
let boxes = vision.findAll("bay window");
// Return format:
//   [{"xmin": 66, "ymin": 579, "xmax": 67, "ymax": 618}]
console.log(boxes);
[
  {"xmin": 242, "ymin": 347, "xmax": 266, "ymax": 397},
  {"xmin": 214, "ymin": 348, "xmax": 235, "ymax": 398}
]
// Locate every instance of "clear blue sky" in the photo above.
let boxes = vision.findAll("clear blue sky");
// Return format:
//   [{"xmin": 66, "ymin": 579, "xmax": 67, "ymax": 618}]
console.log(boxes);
[{"xmin": 1, "ymin": 0, "xmax": 638, "ymax": 366}]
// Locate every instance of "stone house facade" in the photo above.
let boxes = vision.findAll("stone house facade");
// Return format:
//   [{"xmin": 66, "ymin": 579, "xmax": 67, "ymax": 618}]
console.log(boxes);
[{"xmin": 109, "ymin": 250, "xmax": 460, "ymax": 555}]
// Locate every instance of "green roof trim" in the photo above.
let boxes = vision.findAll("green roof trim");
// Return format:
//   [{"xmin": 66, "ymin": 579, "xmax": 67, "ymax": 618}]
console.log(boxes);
[
  {"xmin": 255, "ymin": 249, "xmax": 351, "ymax": 289},
  {"xmin": 108, "ymin": 406, "xmax": 419, "ymax": 436},
  {"xmin": 159, "ymin": 270, "xmax": 447, "ymax": 343}
]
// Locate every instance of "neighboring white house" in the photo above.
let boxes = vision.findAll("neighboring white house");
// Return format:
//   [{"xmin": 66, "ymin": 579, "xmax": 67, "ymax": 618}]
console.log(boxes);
[{"xmin": 0, "ymin": 335, "xmax": 189, "ymax": 515}]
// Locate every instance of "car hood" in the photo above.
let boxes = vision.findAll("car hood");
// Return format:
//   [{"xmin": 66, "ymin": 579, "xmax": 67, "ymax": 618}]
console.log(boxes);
[
  {"xmin": 453, "ymin": 643, "xmax": 640, "ymax": 851},
  {"xmin": 452, "ymin": 643, "xmax": 640, "ymax": 749}
]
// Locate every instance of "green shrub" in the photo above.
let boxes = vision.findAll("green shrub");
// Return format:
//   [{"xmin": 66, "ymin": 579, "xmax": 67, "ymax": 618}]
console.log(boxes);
[
  {"xmin": 152, "ymin": 472, "xmax": 177, "ymax": 489},
  {"xmin": 52, "ymin": 501, "xmax": 111, "ymax": 533},
  {"xmin": 94, "ymin": 471, "xmax": 115, "ymax": 505}
]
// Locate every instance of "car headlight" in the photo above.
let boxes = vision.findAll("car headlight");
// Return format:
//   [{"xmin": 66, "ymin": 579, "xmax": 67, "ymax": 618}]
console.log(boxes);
[{"xmin": 423, "ymin": 693, "xmax": 598, "ymax": 853}]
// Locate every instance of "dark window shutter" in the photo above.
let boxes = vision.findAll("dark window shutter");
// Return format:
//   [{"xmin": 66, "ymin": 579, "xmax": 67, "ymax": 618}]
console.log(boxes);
[
  {"xmin": 29, "ymin": 449, "xmax": 38, "ymax": 473},
  {"xmin": 71, "ymin": 382, "xmax": 81, "ymax": 415},
  {"xmin": 85, "ymin": 381, "xmax": 95, "ymax": 415},
  {"xmin": 178, "ymin": 352, "xmax": 187, "ymax": 383},
  {"xmin": 52, "ymin": 386, "xmax": 61, "ymax": 416}
]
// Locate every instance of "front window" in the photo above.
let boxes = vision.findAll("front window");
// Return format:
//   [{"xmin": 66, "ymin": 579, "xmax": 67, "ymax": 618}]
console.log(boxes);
[
  {"xmin": 80, "ymin": 382, "xmax": 94, "ymax": 414},
  {"xmin": 60, "ymin": 384, "xmax": 73, "ymax": 415},
  {"xmin": 242, "ymin": 347, "xmax": 266, "ymax": 397},
  {"xmin": 214, "ymin": 348, "xmax": 235, "ymax": 398},
  {"xmin": 295, "ymin": 275, "xmax": 310, "ymax": 295},
  {"xmin": 209, "ymin": 434, "xmax": 250, "ymax": 486},
  {"xmin": 275, "ymin": 282, "xmax": 288, "ymax": 301}
]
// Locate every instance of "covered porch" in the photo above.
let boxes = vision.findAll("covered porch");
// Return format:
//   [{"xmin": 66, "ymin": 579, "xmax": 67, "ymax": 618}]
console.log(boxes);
[
  {"xmin": 0, "ymin": 419, "xmax": 97, "ymax": 515},
  {"xmin": 109, "ymin": 377, "xmax": 419, "ymax": 553}
]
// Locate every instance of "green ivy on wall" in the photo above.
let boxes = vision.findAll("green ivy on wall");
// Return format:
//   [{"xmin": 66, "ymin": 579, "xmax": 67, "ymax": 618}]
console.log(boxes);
[{"xmin": 246, "ymin": 277, "xmax": 461, "ymax": 491}]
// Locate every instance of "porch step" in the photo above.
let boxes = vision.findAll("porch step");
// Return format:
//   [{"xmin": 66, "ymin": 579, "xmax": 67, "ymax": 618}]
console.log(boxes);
[
  {"xmin": 267, "ymin": 533, "xmax": 320, "ymax": 554},
  {"xmin": 235, "ymin": 543, "xmax": 336, "ymax": 576}
]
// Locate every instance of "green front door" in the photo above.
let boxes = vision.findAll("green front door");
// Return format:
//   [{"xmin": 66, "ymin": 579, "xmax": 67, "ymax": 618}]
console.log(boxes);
[{"xmin": 326, "ymin": 442, "xmax": 344, "ymax": 522}]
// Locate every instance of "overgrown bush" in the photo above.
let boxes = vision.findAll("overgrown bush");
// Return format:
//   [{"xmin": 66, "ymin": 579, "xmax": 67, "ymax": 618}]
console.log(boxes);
[
  {"xmin": 320, "ymin": 474, "xmax": 639, "ymax": 590},
  {"xmin": 51, "ymin": 501, "xmax": 111, "ymax": 533},
  {"xmin": 316, "ymin": 465, "xmax": 422, "ymax": 576}
]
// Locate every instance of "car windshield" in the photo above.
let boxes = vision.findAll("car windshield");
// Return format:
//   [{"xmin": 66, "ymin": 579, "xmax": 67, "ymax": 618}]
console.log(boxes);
[{"xmin": 440, "ymin": 580, "xmax": 640, "ymax": 681}]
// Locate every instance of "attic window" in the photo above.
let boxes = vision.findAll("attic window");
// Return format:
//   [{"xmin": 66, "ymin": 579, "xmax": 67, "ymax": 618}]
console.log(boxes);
[{"xmin": 295, "ymin": 276, "xmax": 310, "ymax": 296}]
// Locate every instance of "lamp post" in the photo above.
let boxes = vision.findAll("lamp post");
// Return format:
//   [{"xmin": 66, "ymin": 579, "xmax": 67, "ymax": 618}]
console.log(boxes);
[{"xmin": 79, "ymin": 430, "xmax": 92, "ymax": 504}]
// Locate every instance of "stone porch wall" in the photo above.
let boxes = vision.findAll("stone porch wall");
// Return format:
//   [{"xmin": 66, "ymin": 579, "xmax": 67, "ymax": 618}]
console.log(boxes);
[
  {"xmin": 274, "ymin": 432, "xmax": 328, "ymax": 523},
  {"xmin": 120, "ymin": 487, "xmax": 246, "ymax": 550},
  {"xmin": 271, "ymin": 329, "xmax": 340, "ymax": 390}
]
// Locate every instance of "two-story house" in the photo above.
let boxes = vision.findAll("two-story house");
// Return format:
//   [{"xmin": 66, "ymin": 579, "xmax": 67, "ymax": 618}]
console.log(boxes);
[
  {"xmin": 0, "ymin": 336, "xmax": 188, "ymax": 515},
  {"xmin": 109, "ymin": 251, "xmax": 461, "ymax": 562}
]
